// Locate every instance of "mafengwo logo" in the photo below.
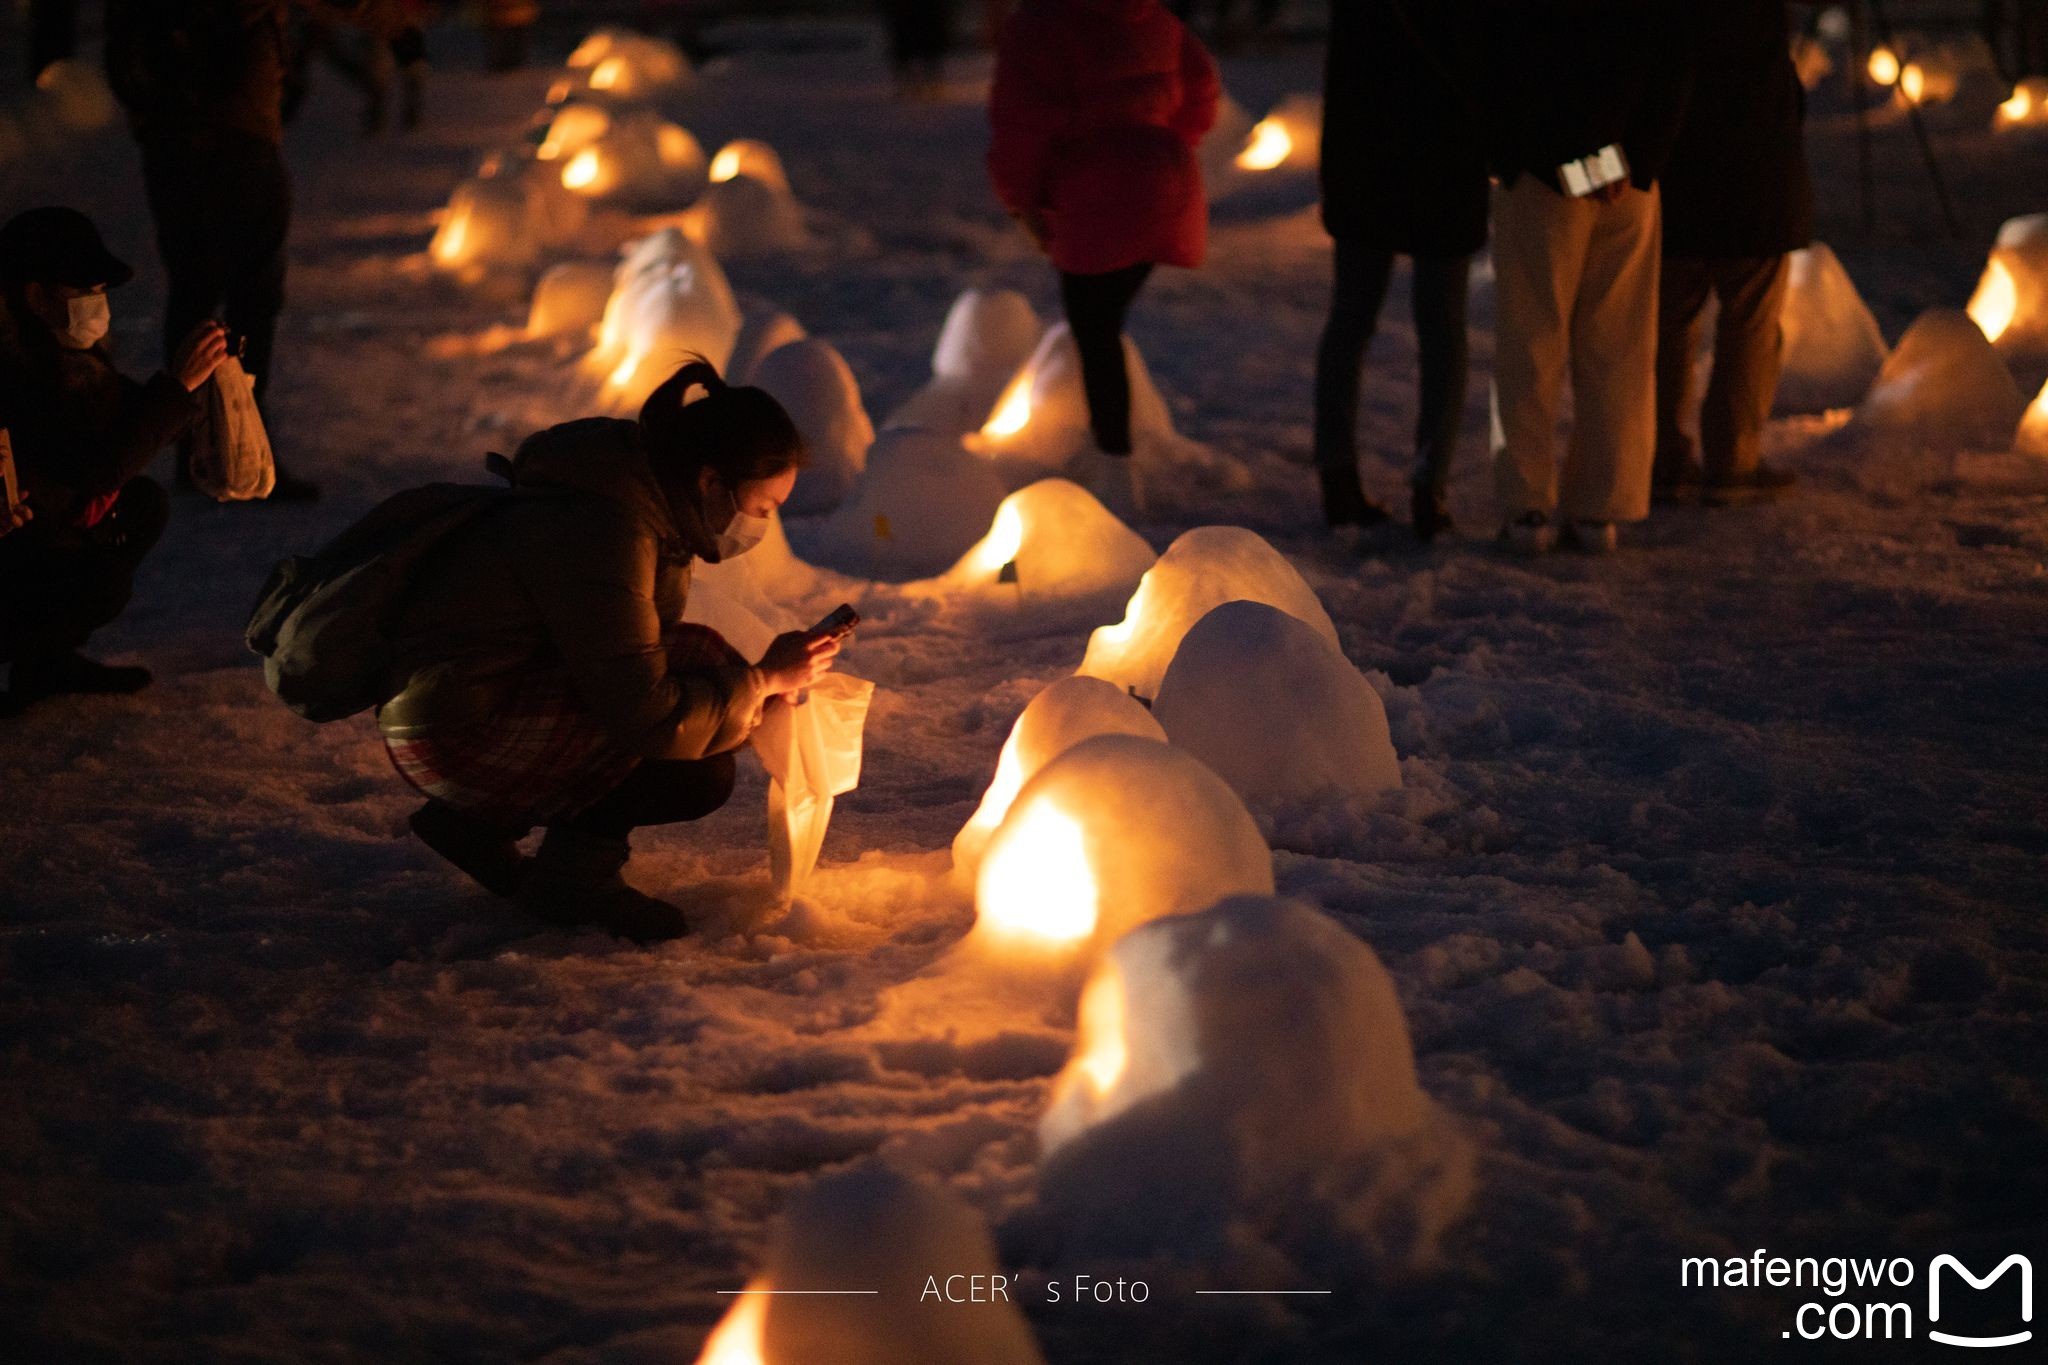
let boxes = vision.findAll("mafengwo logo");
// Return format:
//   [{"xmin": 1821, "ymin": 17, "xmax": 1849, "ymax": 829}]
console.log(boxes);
[
  {"xmin": 1680, "ymin": 1251, "xmax": 2032, "ymax": 1345},
  {"xmin": 1928, "ymin": 1255, "xmax": 2032, "ymax": 1349}
]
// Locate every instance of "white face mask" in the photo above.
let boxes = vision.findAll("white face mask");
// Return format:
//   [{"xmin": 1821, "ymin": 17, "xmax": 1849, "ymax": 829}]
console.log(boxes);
[
  {"xmin": 59, "ymin": 292, "xmax": 111, "ymax": 349},
  {"xmin": 712, "ymin": 480, "xmax": 771, "ymax": 560}
]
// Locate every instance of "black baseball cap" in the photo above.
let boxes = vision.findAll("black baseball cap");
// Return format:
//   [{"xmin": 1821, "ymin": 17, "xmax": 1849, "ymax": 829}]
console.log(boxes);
[{"xmin": 0, "ymin": 206, "xmax": 134, "ymax": 290}]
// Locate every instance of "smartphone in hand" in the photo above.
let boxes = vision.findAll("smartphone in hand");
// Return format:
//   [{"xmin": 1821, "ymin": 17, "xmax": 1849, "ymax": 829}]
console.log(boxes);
[{"xmin": 809, "ymin": 603, "xmax": 861, "ymax": 640}]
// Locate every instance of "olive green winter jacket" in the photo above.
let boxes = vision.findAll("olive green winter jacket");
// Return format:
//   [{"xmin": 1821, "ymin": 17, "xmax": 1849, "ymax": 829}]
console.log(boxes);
[{"xmin": 377, "ymin": 417, "xmax": 766, "ymax": 761}]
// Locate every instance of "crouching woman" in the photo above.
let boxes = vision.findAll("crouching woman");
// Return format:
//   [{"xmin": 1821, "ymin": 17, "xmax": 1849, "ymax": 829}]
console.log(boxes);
[{"xmin": 380, "ymin": 361, "xmax": 839, "ymax": 941}]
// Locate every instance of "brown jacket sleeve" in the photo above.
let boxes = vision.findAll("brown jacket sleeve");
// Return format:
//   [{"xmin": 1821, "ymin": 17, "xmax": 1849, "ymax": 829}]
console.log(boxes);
[{"xmin": 518, "ymin": 498, "xmax": 766, "ymax": 760}]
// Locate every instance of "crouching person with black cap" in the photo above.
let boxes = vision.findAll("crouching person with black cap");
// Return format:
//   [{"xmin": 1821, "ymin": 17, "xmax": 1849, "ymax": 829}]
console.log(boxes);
[{"xmin": 0, "ymin": 207, "xmax": 228, "ymax": 713}]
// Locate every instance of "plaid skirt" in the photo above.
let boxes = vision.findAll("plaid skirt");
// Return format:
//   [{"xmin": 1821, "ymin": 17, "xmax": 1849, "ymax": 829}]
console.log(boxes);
[{"xmin": 385, "ymin": 624, "xmax": 744, "ymax": 828}]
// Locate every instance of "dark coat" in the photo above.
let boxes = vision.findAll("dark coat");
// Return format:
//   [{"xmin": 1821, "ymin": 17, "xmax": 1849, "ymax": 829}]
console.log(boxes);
[
  {"xmin": 1659, "ymin": 0, "xmax": 1813, "ymax": 259},
  {"xmin": 104, "ymin": 0, "xmax": 291, "ymax": 146},
  {"xmin": 988, "ymin": 0, "xmax": 1220, "ymax": 275},
  {"xmin": 0, "ymin": 304, "xmax": 198, "ymax": 530},
  {"xmin": 1319, "ymin": 0, "xmax": 1490, "ymax": 256},
  {"xmin": 1483, "ymin": 0, "xmax": 1696, "ymax": 194}
]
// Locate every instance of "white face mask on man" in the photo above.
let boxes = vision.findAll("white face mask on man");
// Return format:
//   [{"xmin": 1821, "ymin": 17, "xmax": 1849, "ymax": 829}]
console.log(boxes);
[
  {"xmin": 59, "ymin": 292, "xmax": 111, "ymax": 349},
  {"xmin": 712, "ymin": 479, "xmax": 771, "ymax": 560}
]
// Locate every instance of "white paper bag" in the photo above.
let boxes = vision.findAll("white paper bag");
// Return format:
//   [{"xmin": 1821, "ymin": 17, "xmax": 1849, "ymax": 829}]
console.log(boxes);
[
  {"xmin": 190, "ymin": 355, "xmax": 276, "ymax": 502},
  {"xmin": 751, "ymin": 671, "xmax": 875, "ymax": 898}
]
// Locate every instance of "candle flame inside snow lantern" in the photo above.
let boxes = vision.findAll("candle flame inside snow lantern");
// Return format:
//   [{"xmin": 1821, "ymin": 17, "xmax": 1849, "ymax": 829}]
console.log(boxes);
[
  {"xmin": 1234, "ymin": 117, "xmax": 1291, "ymax": 171},
  {"xmin": 1868, "ymin": 45, "xmax": 1901, "ymax": 86},
  {"xmin": 1970, "ymin": 257, "xmax": 2018, "ymax": 343}
]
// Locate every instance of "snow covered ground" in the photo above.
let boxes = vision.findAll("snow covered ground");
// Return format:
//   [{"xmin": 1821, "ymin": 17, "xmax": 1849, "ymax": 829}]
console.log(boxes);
[{"xmin": 5, "ymin": 20, "xmax": 2047, "ymax": 1363}]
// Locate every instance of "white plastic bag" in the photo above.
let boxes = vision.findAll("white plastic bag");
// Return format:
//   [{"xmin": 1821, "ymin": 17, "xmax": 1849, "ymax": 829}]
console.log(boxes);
[
  {"xmin": 190, "ymin": 355, "xmax": 276, "ymax": 502},
  {"xmin": 751, "ymin": 671, "xmax": 875, "ymax": 898}
]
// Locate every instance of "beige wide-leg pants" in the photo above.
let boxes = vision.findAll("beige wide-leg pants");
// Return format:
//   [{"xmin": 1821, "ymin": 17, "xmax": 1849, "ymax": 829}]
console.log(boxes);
[{"xmin": 1490, "ymin": 177, "xmax": 1662, "ymax": 525}]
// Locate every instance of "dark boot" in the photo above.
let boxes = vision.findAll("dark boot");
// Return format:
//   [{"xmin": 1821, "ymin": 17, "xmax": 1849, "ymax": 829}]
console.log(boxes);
[
  {"xmin": 1702, "ymin": 464, "xmax": 1797, "ymax": 507},
  {"xmin": 8, "ymin": 650, "xmax": 152, "ymax": 707},
  {"xmin": 1652, "ymin": 454, "xmax": 1703, "ymax": 506},
  {"xmin": 1410, "ymin": 477, "xmax": 1453, "ymax": 543},
  {"xmin": 266, "ymin": 467, "xmax": 323, "ymax": 503},
  {"xmin": 410, "ymin": 800, "xmax": 528, "ymax": 897},
  {"xmin": 515, "ymin": 827, "xmax": 689, "ymax": 942},
  {"xmin": 1318, "ymin": 465, "xmax": 1390, "ymax": 528}
]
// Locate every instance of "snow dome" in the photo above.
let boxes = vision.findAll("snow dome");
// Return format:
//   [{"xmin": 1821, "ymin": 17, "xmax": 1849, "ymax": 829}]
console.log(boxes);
[
  {"xmin": 533, "ymin": 98, "xmax": 612, "ymax": 164},
  {"xmin": 564, "ymin": 28, "xmax": 693, "ymax": 100},
  {"xmin": 697, "ymin": 1166, "xmax": 1045, "ymax": 1365},
  {"xmin": 728, "ymin": 303, "xmax": 807, "ymax": 386},
  {"xmin": 686, "ymin": 172, "xmax": 807, "ymax": 257},
  {"xmin": 952, "ymin": 676, "xmax": 1168, "ymax": 884},
  {"xmin": 708, "ymin": 137, "xmax": 791, "ymax": 193},
  {"xmin": 526, "ymin": 260, "xmax": 615, "ymax": 338},
  {"xmin": 1967, "ymin": 213, "xmax": 2048, "ymax": 356},
  {"xmin": 1232, "ymin": 93, "xmax": 1321, "ymax": 172},
  {"xmin": 1033, "ymin": 897, "xmax": 1472, "ymax": 1264},
  {"xmin": 930, "ymin": 479, "xmax": 1156, "ymax": 616},
  {"xmin": 691, "ymin": 510, "xmax": 817, "ymax": 633},
  {"xmin": 1995, "ymin": 75, "xmax": 2048, "ymax": 129},
  {"xmin": 2015, "ymin": 378, "xmax": 2048, "ymax": 459},
  {"xmin": 1079, "ymin": 526, "xmax": 1339, "ymax": 703},
  {"xmin": 429, "ymin": 177, "xmax": 548, "ymax": 273},
  {"xmin": 590, "ymin": 228, "xmax": 742, "ymax": 404},
  {"xmin": 751, "ymin": 339, "xmax": 874, "ymax": 516},
  {"xmin": 1853, "ymin": 308, "xmax": 2027, "ymax": 451},
  {"xmin": 555, "ymin": 108, "xmax": 707, "ymax": 205},
  {"xmin": 808, "ymin": 427, "xmax": 1009, "ymax": 578},
  {"xmin": 1776, "ymin": 242, "xmax": 1891, "ymax": 413},
  {"xmin": 1153, "ymin": 601, "xmax": 1400, "ymax": 825},
  {"xmin": 971, "ymin": 323, "xmax": 1182, "ymax": 481},
  {"xmin": 971, "ymin": 735, "xmax": 1273, "ymax": 959},
  {"xmin": 885, "ymin": 288, "xmax": 1044, "ymax": 436}
]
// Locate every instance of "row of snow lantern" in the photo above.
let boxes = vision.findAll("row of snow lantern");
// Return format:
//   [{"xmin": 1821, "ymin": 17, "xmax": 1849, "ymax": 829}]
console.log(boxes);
[{"xmin": 1853, "ymin": 32, "xmax": 2048, "ymax": 130}]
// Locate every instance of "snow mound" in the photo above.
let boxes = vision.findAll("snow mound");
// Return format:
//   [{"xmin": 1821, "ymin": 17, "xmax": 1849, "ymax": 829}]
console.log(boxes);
[
  {"xmin": 534, "ymin": 99, "xmax": 613, "ymax": 163},
  {"xmin": 1776, "ymin": 242, "xmax": 1891, "ymax": 413},
  {"xmin": 428, "ymin": 175, "xmax": 575, "ymax": 274},
  {"xmin": 1967, "ymin": 212, "xmax": 2048, "ymax": 357},
  {"xmin": 691, "ymin": 510, "xmax": 817, "ymax": 633},
  {"xmin": 697, "ymin": 1166, "xmax": 1044, "ymax": 1365},
  {"xmin": 2015, "ymin": 379, "xmax": 2048, "ymax": 458},
  {"xmin": 590, "ymin": 228, "xmax": 742, "ymax": 406},
  {"xmin": 972, "ymin": 735, "xmax": 1273, "ymax": 959},
  {"xmin": 927, "ymin": 479, "xmax": 1157, "ymax": 620},
  {"xmin": 808, "ymin": 427, "xmax": 1009, "ymax": 578},
  {"xmin": 1154, "ymin": 601, "xmax": 1400, "ymax": 830},
  {"xmin": 728, "ymin": 301, "xmax": 808, "ymax": 386},
  {"xmin": 1033, "ymin": 896, "xmax": 1474, "ymax": 1265},
  {"xmin": 885, "ymin": 288, "xmax": 1044, "ymax": 436},
  {"xmin": 564, "ymin": 28, "xmax": 693, "ymax": 100},
  {"xmin": 752, "ymin": 339, "xmax": 874, "ymax": 515},
  {"xmin": 1079, "ymin": 526, "xmax": 1339, "ymax": 703},
  {"xmin": 32, "ymin": 59, "xmax": 118, "ymax": 132},
  {"xmin": 1851, "ymin": 308, "xmax": 2026, "ymax": 451},
  {"xmin": 971, "ymin": 324, "xmax": 1192, "ymax": 484},
  {"xmin": 709, "ymin": 138, "xmax": 791, "ymax": 193},
  {"xmin": 553, "ymin": 108, "xmax": 708, "ymax": 206},
  {"xmin": 526, "ymin": 260, "xmax": 615, "ymax": 339},
  {"xmin": 952, "ymin": 676, "xmax": 1167, "ymax": 884},
  {"xmin": 687, "ymin": 173, "xmax": 808, "ymax": 258}
]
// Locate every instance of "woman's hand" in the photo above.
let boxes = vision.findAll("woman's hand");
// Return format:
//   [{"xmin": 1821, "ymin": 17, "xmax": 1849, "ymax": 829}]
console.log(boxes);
[
  {"xmin": 757, "ymin": 629, "xmax": 842, "ymax": 696},
  {"xmin": 173, "ymin": 320, "xmax": 230, "ymax": 392}
]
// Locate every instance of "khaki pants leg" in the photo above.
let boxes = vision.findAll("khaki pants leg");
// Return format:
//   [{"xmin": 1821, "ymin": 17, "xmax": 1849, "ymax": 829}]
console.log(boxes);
[
  {"xmin": 1561, "ymin": 185, "xmax": 1661, "ymax": 523},
  {"xmin": 1655, "ymin": 254, "xmax": 1715, "ymax": 482},
  {"xmin": 1491, "ymin": 178, "xmax": 1594, "ymax": 522},
  {"xmin": 1698, "ymin": 254, "xmax": 1791, "ymax": 481}
]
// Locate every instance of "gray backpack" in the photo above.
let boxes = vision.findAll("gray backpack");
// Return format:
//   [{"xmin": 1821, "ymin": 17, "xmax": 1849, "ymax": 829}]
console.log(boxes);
[{"xmin": 245, "ymin": 476, "xmax": 515, "ymax": 722}]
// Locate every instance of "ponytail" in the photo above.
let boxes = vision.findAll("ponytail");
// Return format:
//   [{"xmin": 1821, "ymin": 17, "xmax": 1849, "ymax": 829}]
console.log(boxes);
[{"xmin": 638, "ymin": 354, "xmax": 808, "ymax": 487}]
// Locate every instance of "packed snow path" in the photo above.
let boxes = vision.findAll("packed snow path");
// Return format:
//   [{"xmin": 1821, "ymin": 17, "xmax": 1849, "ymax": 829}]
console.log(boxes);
[{"xmin": 5, "ymin": 27, "xmax": 2046, "ymax": 1363}]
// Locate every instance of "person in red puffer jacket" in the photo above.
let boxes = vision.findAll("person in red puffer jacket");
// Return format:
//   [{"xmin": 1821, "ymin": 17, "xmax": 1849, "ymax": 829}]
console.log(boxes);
[{"xmin": 988, "ymin": 0, "xmax": 1219, "ymax": 519}]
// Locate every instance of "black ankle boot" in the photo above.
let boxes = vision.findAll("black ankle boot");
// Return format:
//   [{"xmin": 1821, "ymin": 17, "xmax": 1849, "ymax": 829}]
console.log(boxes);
[
  {"xmin": 1318, "ymin": 465, "xmax": 1390, "ymax": 528},
  {"xmin": 1410, "ymin": 478, "xmax": 1453, "ymax": 543}
]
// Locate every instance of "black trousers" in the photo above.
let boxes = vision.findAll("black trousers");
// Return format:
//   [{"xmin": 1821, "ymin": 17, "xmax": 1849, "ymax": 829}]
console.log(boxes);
[
  {"xmin": 0, "ymin": 478, "xmax": 169, "ymax": 665},
  {"xmin": 1059, "ymin": 263, "xmax": 1155, "ymax": 457},
  {"xmin": 1313, "ymin": 240, "xmax": 1472, "ymax": 492},
  {"xmin": 566, "ymin": 751, "xmax": 739, "ymax": 837},
  {"xmin": 138, "ymin": 132, "xmax": 291, "ymax": 404}
]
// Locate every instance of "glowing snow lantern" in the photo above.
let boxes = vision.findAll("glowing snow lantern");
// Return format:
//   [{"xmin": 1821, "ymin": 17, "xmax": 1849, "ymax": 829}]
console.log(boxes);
[
  {"xmin": 1034, "ymin": 897, "xmax": 1471, "ymax": 1267},
  {"xmin": 1868, "ymin": 45, "xmax": 1901, "ymax": 86},
  {"xmin": 728, "ymin": 303, "xmax": 808, "ymax": 386},
  {"xmin": 527, "ymin": 260, "xmax": 615, "ymax": 339},
  {"xmin": 886, "ymin": 289, "xmax": 1043, "ymax": 436},
  {"xmin": 971, "ymin": 734, "xmax": 1274, "ymax": 958},
  {"xmin": 709, "ymin": 138, "xmax": 791, "ymax": 193},
  {"xmin": 929, "ymin": 479, "xmax": 1156, "ymax": 617},
  {"xmin": 1996, "ymin": 76, "xmax": 2048, "ymax": 128},
  {"xmin": 567, "ymin": 28, "xmax": 621, "ymax": 69},
  {"xmin": 1776, "ymin": 242, "xmax": 1891, "ymax": 413},
  {"xmin": 535, "ymin": 100, "xmax": 609, "ymax": 161},
  {"xmin": 687, "ymin": 172, "xmax": 807, "ymax": 257},
  {"xmin": 952, "ymin": 675, "xmax": 1166, "ymax": 883},
  {"xmin": 1968, "ymin": 214, "xmax": 2048, "ymax": 355},
  {"xmin": 699, "ymin": 1167, "xmax": 1045, "ymax": 1365},
  {"xmin": 970, "ymin": 323, "xmax": 1184, "ymax": 480},
  {"xmin": 561, "ymin": 147, "xmax": 605, "ymax": 193},
  {"xmin": 565, "ymin": 30, "xmax": 691, "ymax": 99},
  {"xmin": 809, "ymin": 427, "xmax": 1010, "ymax": 578},
  {"xmin": 1235, "ymin": 117, "xmax": 1291, "ymax": 171},
  {"xmin": 558, "ymin": 110, "xmax": 706, "ymax": 203},
  {"xmin": 2015, "ymin": 379, "xmax": 2048, "ymax": 458},
  {"xmin": 1231, "ymin": 94, "xmax": 1320, "ymax": 173},
  {"xmin": 1970, "ymin": 257, "xmax": 2019, "ymax": 343},
  {"xmin": 750, "ymin": 338, "xmax": 874, "ymax": 515},
  {"xmin": 429, "ymin": 178, "xmax": 542, "ymax": 272},
  {"xmin": 1853, "ymin": 308, "xmax": 2027, "ymax": 450},
  {"xmin": 981, "ymin": 374, "xmax": 1032, "ymax": 438},
  {"xmin": 1153, "ymin": 601, "xmax": 1401, "ymax": 830},
  {"xmin": 1079, "ymin": 525, "xmax": 1339, "ymax": 703},
  {"xmin": 591, "ymin": 228, "xmax": 742, "ymax": 404}
]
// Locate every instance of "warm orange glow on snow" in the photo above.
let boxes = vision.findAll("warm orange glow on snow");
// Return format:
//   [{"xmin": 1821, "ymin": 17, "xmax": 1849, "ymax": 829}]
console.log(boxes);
[
  {"xmin": 981, "ymin": 372, "xmax": 1033, "ymax": 439},
  {"xmin": 567, "ymin": 32, "xmax": 614, "ymax": 70},
  {"xmin": 537, "ymin": 104, "xmax": 609, "ymax": 161},
  {"xmin": 977, "ymin": 803, "xmax": 1098, "ymax": 947},
  {"xmin": 1235, "ymin": 117, "xmax": 1292, "ymax": 171},
  {"xmin": 1070, "ymin": 970, "xmax": 1129, "ymax": 1098},
  {"xmin": 562, "ymin": 149, "xmax": 602, "ymax": 192},
  {"xmin": 695, "ymin": 1287, "xmax": 768, "ymax": 1365},
  {"xmin": 2002, "ymin": 86, "xmax": 2034, "ymax": 121},
  {"xmin": 1997, "ymin": 78, "xmax": 2048, "ymax": 127},
  {"xmin": 1899, "ymin": 62, "xmax": 1926, "ymax": 103},
  {"xmin": 1868, "ymin": 46, "xmax": 1901, "ymax": 86},
  {"xmin": 430, "ymin": 208, "xmax": 469, "ymax": 267},
  {"xmin": 710, "ymin": 146, "xmax": 744, "ymax": 183},
  {"xmin": 589, "ymin": 56, "xmax": 626, "ymax": 91},
  {"xmin": 1969, "ymin": 257, "xmax": 2019, "ymax": 343},
  {"xmin": 967, "ymin": 500, "xmax": 1027, "ymax": 578},
  {"xmin": 658, "ymin": 124, "xmax": 697, "ymax": 169}
]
